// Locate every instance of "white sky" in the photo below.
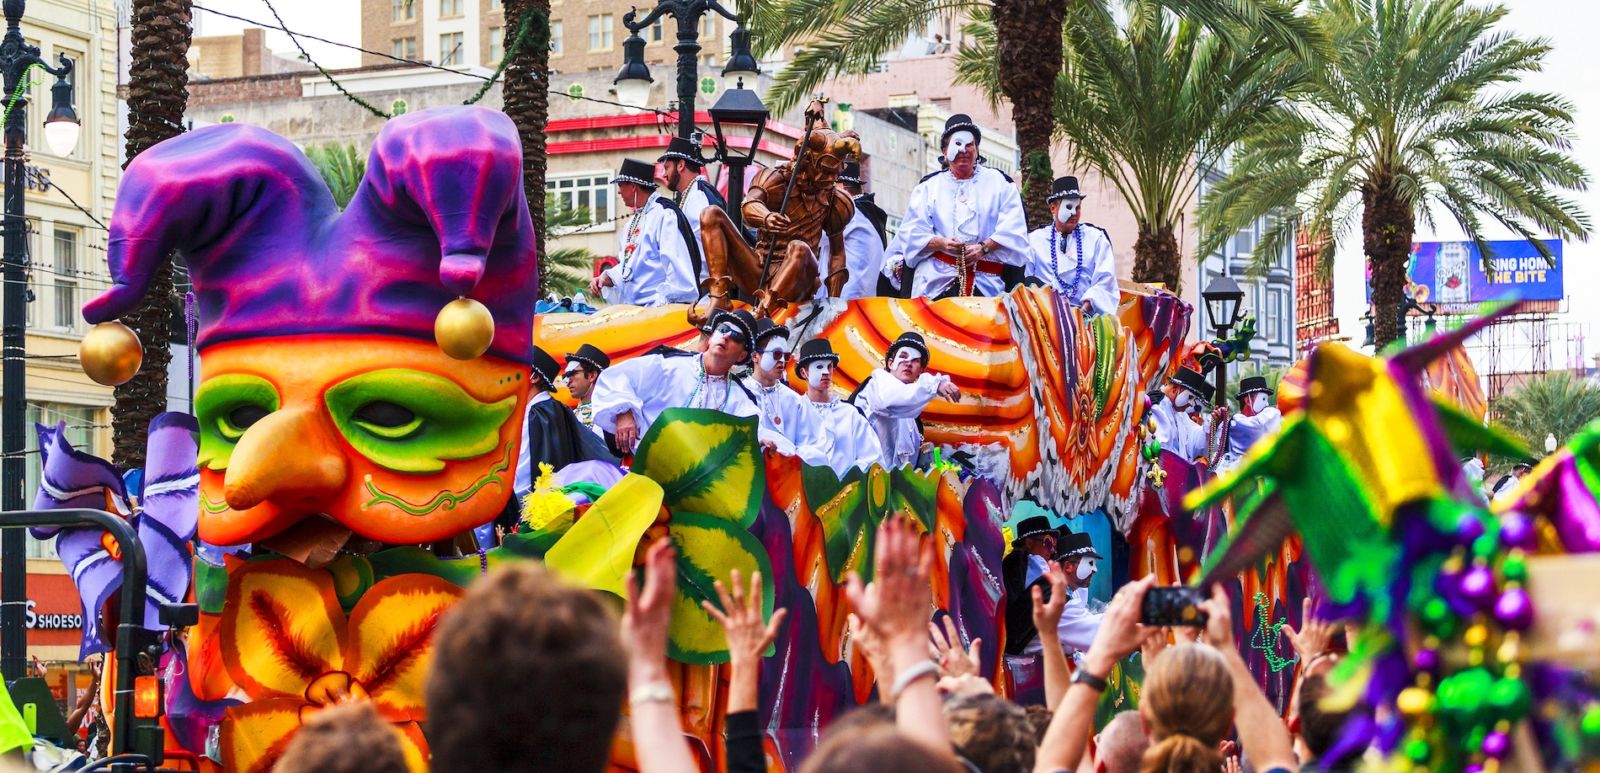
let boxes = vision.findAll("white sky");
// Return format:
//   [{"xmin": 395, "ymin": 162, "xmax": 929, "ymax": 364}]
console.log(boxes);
[{"xmin": 196, "ymin": 0, "xmax": 1600, "ymax": 344}]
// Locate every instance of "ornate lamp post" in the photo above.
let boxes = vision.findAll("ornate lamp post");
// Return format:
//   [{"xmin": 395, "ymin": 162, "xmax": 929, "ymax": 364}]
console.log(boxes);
[
  {"xmin": 706, "ymin": 82, "xmax": 767, "ymax": 232},
  {"xmin": 0, "ymin": 0, "xmax": 80, "ymax": 683},
  {"xmin": 1201, "ymin": 274, "xmax": 1246, "ymax": 408},
  {"xmin": 612, "ymin": 0, "xmax": 759, "ymax": 139}
]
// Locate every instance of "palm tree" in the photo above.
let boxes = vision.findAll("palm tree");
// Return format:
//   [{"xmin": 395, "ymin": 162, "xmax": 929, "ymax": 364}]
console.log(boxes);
[
  {"xmin": 501, "ymin": 2, "xmax": 553, "ymax": 290},
  {"xmin": 304, "ymin": 142, "xmax": 367, "ymax": 209},
  {"xmin": 542, "ymin": 196, "xmax": 599, "ymax": 297},
  {"xmin": 748, "ymin": 0, "xmax": 1313, "ymax": 230},
  {"xmin": 1491, "ymin": 371, "xmax": 1600, "ymax": 454},
  {"xmin": 1199, "ymin": 0, "xmax": 1590, "ymax": 349},
  {"xmin": 961, "ymin": 4, "xmax": 1304, "ymax": 291},
  {"xmin": 113, "ymin": 0, "xmax": 193, "ymax": 468}
]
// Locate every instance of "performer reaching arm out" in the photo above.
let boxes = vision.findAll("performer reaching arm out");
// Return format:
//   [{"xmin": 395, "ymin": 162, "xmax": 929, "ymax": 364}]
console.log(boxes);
[{"xmin": 851, "ymin": 332, "xmax": 962, "ymax": 468}]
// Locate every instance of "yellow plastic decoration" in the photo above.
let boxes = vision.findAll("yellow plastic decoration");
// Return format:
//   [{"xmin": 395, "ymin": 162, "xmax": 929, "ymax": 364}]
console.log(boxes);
[
  {"xmin": 543, "ymin": 473, "xmax": 665, "ymax": 598},
  {"xmin": 521, "ymin": 462, "xmax": 575, "ymax": 533}
]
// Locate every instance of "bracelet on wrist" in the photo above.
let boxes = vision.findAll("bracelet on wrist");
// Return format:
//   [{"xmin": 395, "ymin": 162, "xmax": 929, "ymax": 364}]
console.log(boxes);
[
  {"xmin": 887, "ymin": 660, "xmax": 940, "ymax": 702},
  {"xmin": 628, "ymin": 680, "xmax": 676, "ymax": 707}
]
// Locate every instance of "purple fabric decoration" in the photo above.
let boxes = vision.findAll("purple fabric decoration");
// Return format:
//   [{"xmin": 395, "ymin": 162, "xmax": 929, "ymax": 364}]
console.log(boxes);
[
  {"xmin": 161, "ymin": 640, "xmax": 239, "ymax": 755},
  {"xmin": 553, "ymin": 460, "xmax": 627, "ymax": 491},
  {"xmin": 82, "ymin": 107, "xmax": 538, "ymax": 364},
  {"xmin": 33, "ymin": 413, "xmax": 200, "ymax": 660}
]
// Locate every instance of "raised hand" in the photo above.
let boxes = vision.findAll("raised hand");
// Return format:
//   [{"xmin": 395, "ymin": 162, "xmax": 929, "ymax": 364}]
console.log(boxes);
[
  {"xmin": 704, "ymin": 569, "xmax": 787, "ymax": 715},
  {"xmin": 929, "ymin": 616, "xmax": 982, "ymax": 679},
  {"xmin": 1031, "ymin": 561, "xmax": 1069, "ymax": 633},
  {"xmin": 622, "ymin": 538, "xmax": 677, "ymax": 683},
  {"xmin": 1282, "ymin": 595, "xmax": 1337, "ymax": 664},
  {"xmin": 844, "ymin": 515, "xmax": 933, "ymax": 649}
]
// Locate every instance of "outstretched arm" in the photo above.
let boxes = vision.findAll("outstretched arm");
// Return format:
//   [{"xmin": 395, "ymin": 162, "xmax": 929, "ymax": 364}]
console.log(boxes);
[{"xmin": 858, "ymin": 370, "xmax": 949, "ymax": 419}]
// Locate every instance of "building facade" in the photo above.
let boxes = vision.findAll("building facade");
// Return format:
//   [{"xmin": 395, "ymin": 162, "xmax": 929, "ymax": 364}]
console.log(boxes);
[
  {"xmin": 188, "ymin": 27, "xmax": 312, "ymax": 80},
  {"xmin": 15, "ymin": 0, "xmax": 122, "ymax": 666}
]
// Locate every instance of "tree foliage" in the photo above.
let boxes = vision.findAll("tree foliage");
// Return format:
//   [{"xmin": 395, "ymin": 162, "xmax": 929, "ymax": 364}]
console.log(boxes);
[
  {"xmin": 1492, "ymin": 371, "xmax": 1600, "ymax": 454},
  {"xmin": 304, "ymin": 143, "xmax": 367, "ymax": 209}
]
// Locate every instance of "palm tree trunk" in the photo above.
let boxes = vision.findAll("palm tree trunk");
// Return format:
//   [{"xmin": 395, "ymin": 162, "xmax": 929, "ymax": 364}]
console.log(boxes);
[
  {"xmin": 992, "ymin": 0, "xmax": 1063, "ymax": 230},
  {"xmin": 1133, "ymin": 226, "xmax": 1181, "ymax": 291},
  {"xmin": 1364, "ymin": 174, "xmax": 1414, "ymax": 349},
  {"xmin": 113, "ymin": 0, "xmax": 192, "ymax": 468},
  {"xmin": 503, "ymin": 1, "xmax": 551, "ymax": 290}
]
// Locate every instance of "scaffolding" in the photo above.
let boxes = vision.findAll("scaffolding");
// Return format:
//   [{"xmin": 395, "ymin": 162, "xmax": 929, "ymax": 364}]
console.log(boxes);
[{"xmin": 1416, "ymin": 300, "xmax": 1590, "ymax": 413}]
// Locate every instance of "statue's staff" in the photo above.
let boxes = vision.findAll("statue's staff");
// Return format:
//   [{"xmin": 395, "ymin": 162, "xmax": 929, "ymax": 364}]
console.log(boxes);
[{"xmin": 756, "ymin": 95, "xmax": 827, "ymax": 290}]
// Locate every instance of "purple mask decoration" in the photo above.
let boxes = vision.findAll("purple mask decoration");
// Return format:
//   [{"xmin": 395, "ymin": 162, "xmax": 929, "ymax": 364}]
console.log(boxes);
[
  {"xmin": 33, "ymin": 413, "xmax": 199, "ymax": 660},
  {"xmin": 82, "ymin": 106, "xmax": 538, "ymax": 364}
]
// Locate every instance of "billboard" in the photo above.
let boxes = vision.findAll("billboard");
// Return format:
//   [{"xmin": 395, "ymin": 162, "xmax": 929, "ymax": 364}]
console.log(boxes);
[{"xmin": 1399, "ymin": 239, "xmax": 1563, "ymax": 305}]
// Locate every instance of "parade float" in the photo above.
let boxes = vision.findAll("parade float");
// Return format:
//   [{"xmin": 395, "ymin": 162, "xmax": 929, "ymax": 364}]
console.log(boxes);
[{"xmin": 17, "ymin": 104, "xmax": 1593, "ymax": 772}]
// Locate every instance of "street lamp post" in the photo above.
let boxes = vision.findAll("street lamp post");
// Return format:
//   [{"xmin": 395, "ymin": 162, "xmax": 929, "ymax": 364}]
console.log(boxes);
[
  {"xmin": 0, "ymin": 0, "xmax": 80, "ymax": 683},
  {"xmin": 706, "ymin": 82, "xmax": 767, "ymax": 232},
  {"xmin": 1201, "ymin": 274, "xmax": 1246, "ymax": 409},
  {"xmin": 614, "ymin": 0, "xmax": 760, "ymax": 140}
]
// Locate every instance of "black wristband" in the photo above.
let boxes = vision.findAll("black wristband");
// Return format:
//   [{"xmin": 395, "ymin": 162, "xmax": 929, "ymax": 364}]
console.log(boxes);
[{"xmin": 1071, "ymin": 667, "xmax": 1109, "ymax": 692}]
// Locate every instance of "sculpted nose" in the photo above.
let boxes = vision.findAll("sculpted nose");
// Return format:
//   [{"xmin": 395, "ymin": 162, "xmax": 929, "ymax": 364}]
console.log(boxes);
[{"xmin": 223, "ymin": 406, "xmax": 349, "ymax": 511}]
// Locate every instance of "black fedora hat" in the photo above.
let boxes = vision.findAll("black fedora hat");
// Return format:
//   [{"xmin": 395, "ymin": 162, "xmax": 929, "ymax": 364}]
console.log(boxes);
[
  {"xmin": 838, "ymin": 161, "xmax": 864, "ymax": 186},
  {"xmin": 885, "ymin": 331, "xmax": 930, "ymax": 366},
  {"xmin": 1170, "ymin": 367, "xmax": 1215, "ymax": 404},
  {"xmin": 531, "ymin": 346, "xmax": 560, "ymax": 392},
  {"xmin": 563, "ymin": 343, "xmax": 611, "ymax": 374},
  {"xmin": 1013, "ymin": 515, "xmax": 1057, "ymax": 542},
  {"xmin": 752, "ymin": 317, "xmax": 791, "ymax": 349},
  {"xmin": 610, "ymin": 158, "xmax": 657, "ymax": 188},
  {"xmin": 940, "ymin": 114, "xmax": 982, "ymax": 150},
  {"xmin": 1054, "ymin": 531, "xmax": 1101, "ymax": 561},
  {"xmin": 795, "ymin": 338, "xmax": 839, "ymax": 370},
  {"xmin": 657, "ymin": 136, "xmax": 704, "ymax": 168},
  {"xmin": 1047, "ymin": 176, "xmax": 1085, "ymax": 203},
  {"xmin": 1236, "ymin": 375, "xmax": 1274, "ymax": 400}
]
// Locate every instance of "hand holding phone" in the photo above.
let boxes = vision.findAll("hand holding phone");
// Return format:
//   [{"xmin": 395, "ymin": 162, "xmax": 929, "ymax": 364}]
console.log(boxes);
[{"xmin": 1140, "ymin": 586, "xmax": 1209, "ymax": 627}]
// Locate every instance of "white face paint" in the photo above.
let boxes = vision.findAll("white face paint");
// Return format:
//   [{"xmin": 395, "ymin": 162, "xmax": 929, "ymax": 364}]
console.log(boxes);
[
  {"xmin": 891, "ymin": 347, "xmax": 920, "ymax": 368},
  {"xmin": 1248, "ymin": 393, "xmax": 1269, "ymax": 413},
  {"xmin": 1076, "ymin": 557, "xmax": 1097, "ymax": 581},
  {"xmin": 1173, "ymin": 390, "xmax": 1192, "ymax": 410},
  {"xmin": 806, "ymin": 362, "xmax": 833, "ymax": 389},
  {"xmin": 1055, "ymin": 199, "xmax": 1078, "ymax": 224},
  {"xmin": 945, "ymin": 130, "xmax": 976, "ymax": 161},
  {"xmin": 758, "ymin": 340, "xmax": 789, "ymax": 374}
]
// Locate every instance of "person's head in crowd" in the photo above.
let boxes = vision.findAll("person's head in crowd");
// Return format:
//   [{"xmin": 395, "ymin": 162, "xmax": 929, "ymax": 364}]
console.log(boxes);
[
  {"xmin": 1054, "ymin": 532, "xmax": 1102, "ymax": 590},
  {"xmin": 1095, "ymin": 710, "xmax": 1149, "ymax": 773},
  {"xmin": 751, "ymin": 319, "xmax": 793, "ymax": 386},
  {"xmin": 943, "ymin": 694, "xmax": 1035, "ymax": 773},
  {"xmin": 705, "ymin": 309, "xmax": 757, "ymax": 373},
  {"xmin": 275, "ymin": 700, "xmax": 408, "ymax": 773},
  {"xmin": 562, "ymin": 344, "xmax": 610, "ymax": 402},
  {"xmin": 1295, "ymin": 672, "xmax": 1367, "ymax": 766},
  {"xmin": 800, "ymin": 722, "xmax": 963, "ymax": 773},
  {"xmin": 839, "ymin": 162, "xmax": 866, "ymax": 197},
  {"xmin": 611, "ymin": 158, "xmax": 658, "ymax": 210},
  {"xmin": 1023, "ymin": 704, "xmax": 1053, "ymax": 746},
  {"xmin": 940, "ymin": 115, "xmax": 981, "ymax": 180},
  {"xmin": 531, "ymin": 346, "xmax": 561, "ymax": 394},
  {"xmin": 1046, "ymin": 176, "xmax": 1086, "ymax": 233},
  {"xmin": 425, "ymin": 563, "xmax": 626, "ymax": 773},
  {"xmin": 796, "ymin": 338, "xmax": 841, "ymax": 401},
  {"xmin": 1138, "ymin": 644, "xmax": 1233, "ymax": 773},
  {"xmin": 657, "ymin": 137, "xmax": 704, "ymax": 194},
  {"xmin": 1011, "ymin": 513, "xmax": 1058, "ymax": 560},
  {"xmin": 885, "ymin": 332, "xmax": 931, "ymax": 384}
]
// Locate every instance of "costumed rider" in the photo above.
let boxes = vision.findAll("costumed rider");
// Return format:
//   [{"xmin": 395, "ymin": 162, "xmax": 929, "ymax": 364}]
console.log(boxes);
[
  {"xmin": 658, "ymin": 135, "xmax": 729, "ymax": 275},
  {"xmin": 890, "ymin": 115, "xmax": 1030, "ymax": 298},
  {"xmin": 748, "ymin": 318, "xmax": 829, "ymax": 464},
  {"xmin": 561, "ymin": 343, "xmax": 610, "ymax": 437},
  {"xmin": 795, "ymin": 338, "xmax": 884, "ymax": 475},
  {"xmin": 849, "ymin": 331, "xmax": 963, "ymax": 468},
  {"xmin": 589, "ymin": 158, "xmax": 702, "ymax": 307},
  {"xmin": 591, "ymin": 308, "xmax": 763, "ymax": 454},
  {"xmin": 1149, "ymin": 366, "xmax": 1215, "ymax": 463},
  {"xmin": 823, "ymin": 161, "xmax": 890, "ymax": 301},
  {"xmin": 514, "ymin": 346, "xmax": 616, "ymax": 500},
  {"xmin": 1001, "ymin": 513, "xmax": 1060, "ymax": 657},
  {"xmin": 1220, "ymin": 375, "xmax": 1281, "ymax": 470},
  {"xmin": 1026, "ymin": 176, "xmax": 1118, "ymax": 316},
  {"xmin": 1025, "ymin": 532, "xmax": 1104, "ymax": 661}
]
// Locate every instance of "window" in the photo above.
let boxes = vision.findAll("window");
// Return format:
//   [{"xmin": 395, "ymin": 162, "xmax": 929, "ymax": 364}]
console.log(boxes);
[
  {"xmin": 700, "ymin": 14, "xmax": 715, "ymax": 39},
  {"xmin": 489, "ymin": 0, "xmax": 502, "ymax": 10},
  {"xmin": 25, "ymin": 403, "xmax": 100, "ymax": 559},
  {"xmin": 392, "ymin": 37, "xmax": 417, "ymax": 60},
  {"xmin": 588, "ymin": 15, "xmax": 613, "ymax": 51},
  {"xmin": 1235, "ymin": 220, "xmax": 1258, "ymax": 259},
  {"xmin": 546, "ymin": 175, "xmax": 612, "ymax": 227},
  {"xmin": 549, "ymin": 20, "xmax": 563, "ymax": 54},
  {"xmin": 488, "ymin": 27, "xmax": 503, "ymax": 62},
  {"xmin": 391, "ymin": 0, "xmax": 414, "ymax": 22},
  {"xmin": 439, "ymin": 0, "xmax": 462, "ymax": 18},
  {"xmin": 649, "ymin": 19, "xmax": 664, "ymax": 43},
  {"xmin": 53, "ymin": 228, "xmax": 78, "ymax": 330},
  {"xmin": 440, "ymin": 32, "xmax": 465, "ymax": 65}
]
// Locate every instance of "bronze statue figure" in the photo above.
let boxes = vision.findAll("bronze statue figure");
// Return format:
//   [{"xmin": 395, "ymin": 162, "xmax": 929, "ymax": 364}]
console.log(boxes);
[{"xmin": 695, "ymin": 101, "xmax": 861, "ymax": 323}]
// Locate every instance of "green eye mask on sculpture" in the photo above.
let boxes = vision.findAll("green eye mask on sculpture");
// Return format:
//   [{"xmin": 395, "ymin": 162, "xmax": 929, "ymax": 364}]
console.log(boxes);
[
  {"xmin": 195, "ymin": 374, "xmax": 281, "ymax": 470},
  {"xmin": 324, "ymin": 369, "xmax": 517, "ymax": 474}
]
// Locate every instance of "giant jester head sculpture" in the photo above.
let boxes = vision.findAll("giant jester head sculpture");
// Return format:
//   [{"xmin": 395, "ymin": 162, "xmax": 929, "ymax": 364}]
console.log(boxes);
[{"xmin": 82, "ymin": 107, "xmax": 537, "ymax": 551}]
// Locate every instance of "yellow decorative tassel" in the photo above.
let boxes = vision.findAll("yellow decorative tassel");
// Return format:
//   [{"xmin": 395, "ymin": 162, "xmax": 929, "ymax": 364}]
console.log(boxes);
[{"xmin": 521, "ymin": 463, "xmax": 576, "ymax": 533}]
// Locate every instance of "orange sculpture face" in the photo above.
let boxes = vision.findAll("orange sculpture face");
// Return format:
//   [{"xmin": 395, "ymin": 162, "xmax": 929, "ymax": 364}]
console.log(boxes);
[{"xmin": 193, "ymin": 335, "xmax": 528, "ymax": 546}]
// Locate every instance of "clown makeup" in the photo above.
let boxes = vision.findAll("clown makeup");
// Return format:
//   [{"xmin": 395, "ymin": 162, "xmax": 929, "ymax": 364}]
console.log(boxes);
[
  {"xmin": 712, "ymin": 322, "xmax": 748, "ymax": 349},
  {"xmin": 1248, "ymin": 393, "xmax": 1269, "ymax": 413},
  {"xmin": 1076, "ymin": 557, "xmax": 1098, "ymax": 581},
  {"xmin": 889, "ymin": 346, "xmax": 924, "ymax": 383},
  {"xmin": 1173, "ymin": 389, "xmax": 1193, "ymax": 410},
  {"xmin": 757, "ymin": 341, "xmax": 791, "ymax": 374},
  {"xmin": 805, "ymin": 361, "xmax": 833, "ymax": 389}
]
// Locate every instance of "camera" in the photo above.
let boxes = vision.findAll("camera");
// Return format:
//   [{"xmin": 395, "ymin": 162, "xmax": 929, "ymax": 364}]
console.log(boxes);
[{"xmin": 1140, "ymin": 586, "xmax": 1208, "ymax": 627}]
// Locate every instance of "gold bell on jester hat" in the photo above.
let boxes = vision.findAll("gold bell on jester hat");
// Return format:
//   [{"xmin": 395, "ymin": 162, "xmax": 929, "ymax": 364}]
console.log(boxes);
[{"xmin": 80, "ymin": 321, "xmax": 144, "ymax": 386}]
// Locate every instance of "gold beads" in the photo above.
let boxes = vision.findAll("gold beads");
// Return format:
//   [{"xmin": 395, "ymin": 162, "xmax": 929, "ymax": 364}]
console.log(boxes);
[
  {"xmin": 1398, "ymin": 687, "xmax": 1434, "ymax": 718},
  {"xmin": 79, "ymin": 321, "xmax": 144, "ymax": 386},
  {"xmin": 434, "ymin": 297, "xmax": 495, "ymax": 360}
]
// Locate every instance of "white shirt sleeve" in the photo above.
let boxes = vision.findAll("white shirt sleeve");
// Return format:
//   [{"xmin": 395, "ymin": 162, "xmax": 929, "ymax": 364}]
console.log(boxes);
[
  {"xmin": 1056, "ymin": 589, "xmax": 1103, "ymax": 653},
  {"xmin": 858, "ymin": 369, "xmax": 948, "ymax": 419},
  {"xmin": 652, "ymin": 207, "xmax": 699, "ymax": 305},
  {"xmin": 841, "ymin": 212, "xmax": 887, "ymax": 301},
  {"xmin": 1080, "ymin": 227, "xmax": 1120, "ymax": 316},
  {"xmin": 590, "ymin": 355, "xmax": 664, "ymax": 432},
  {"xmin": 985, "ymin": 172, "xmax": 1032, "ymax": 268},
  {"xmin": 898, "ymin": 181, "xmax": 940, "ymax": 268}
]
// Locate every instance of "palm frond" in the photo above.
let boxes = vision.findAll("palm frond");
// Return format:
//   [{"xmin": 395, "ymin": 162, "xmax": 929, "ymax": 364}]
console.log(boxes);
[{"xmin": 304, "ymin": 142, "xmax": 367, "ymax": 209}]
